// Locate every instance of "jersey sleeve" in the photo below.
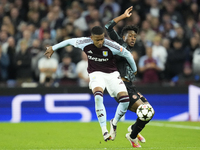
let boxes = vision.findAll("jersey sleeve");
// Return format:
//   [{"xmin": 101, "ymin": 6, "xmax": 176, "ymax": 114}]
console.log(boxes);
[
  {"xmin": 52, "ymin": 37, "xmax": 90, "ymax": 51},
  {"xmin": 105, "ymin": 20, "xmax": 124, "ymax": 45},
  {"xmin": 105, "ymin": 39, "xmax": 137, "ymax": 73},
  {"xmin": 117, "ymin": 47, "xmax": 137, "ymax": 73}
]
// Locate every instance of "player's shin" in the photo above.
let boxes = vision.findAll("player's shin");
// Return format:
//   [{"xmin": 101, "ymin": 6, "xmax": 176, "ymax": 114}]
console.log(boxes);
[
  {"xmin": 94, "ymin": 92, "xmax": 107, "ymax": 134},
  {"xmin": 113, "ymin": 95, "xmax": 130, "ymax": 124},
  {"xmin": 110, "ymin": 96, "xmax": 129, "ymax": 140},
  {"xmin": 130, "ymin": 118, "xmax": 150, "ymax": 139}
]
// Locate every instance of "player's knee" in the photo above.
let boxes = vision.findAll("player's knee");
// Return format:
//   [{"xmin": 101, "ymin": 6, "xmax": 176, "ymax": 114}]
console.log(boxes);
[{"xmin": 120, "ymin": 101, "xmax": 130, "ymax": 109}]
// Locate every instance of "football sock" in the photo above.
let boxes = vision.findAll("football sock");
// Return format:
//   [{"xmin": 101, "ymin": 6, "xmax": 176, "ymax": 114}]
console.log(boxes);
[
  {"xmin": 94, "ymin": 91, "xmax": 107, "ymax": 133},
  {"xmin": 113, "ymin": 95, "xmax": 130, "ymax": 126},
  {"xmin": 101, "ymin": 126, "xmax": 108, "ymax": 135},
  {"xmin": 130, "ymin": 118, "xmax": 150, "ymax": 139}
]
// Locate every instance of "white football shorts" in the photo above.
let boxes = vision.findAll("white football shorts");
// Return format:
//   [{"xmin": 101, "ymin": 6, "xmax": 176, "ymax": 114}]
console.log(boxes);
[{"xmin": 89, "ymin": 71, "xmax": 127, "ymax": 97}]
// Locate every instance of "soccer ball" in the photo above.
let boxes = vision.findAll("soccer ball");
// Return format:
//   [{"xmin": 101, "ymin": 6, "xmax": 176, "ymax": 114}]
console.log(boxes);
[{"xmin": 136, "ymin": 104, "xmax": 154, "ymax": 121}]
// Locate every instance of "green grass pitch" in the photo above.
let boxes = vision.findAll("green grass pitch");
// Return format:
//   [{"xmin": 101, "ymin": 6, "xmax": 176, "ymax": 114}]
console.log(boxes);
[{"xmin": 0, "ymin": 121, "xmax": 200, "ymax": 150}]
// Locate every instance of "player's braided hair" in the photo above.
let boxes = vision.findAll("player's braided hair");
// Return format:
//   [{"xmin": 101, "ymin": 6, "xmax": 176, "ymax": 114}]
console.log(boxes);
[{"xmin": 121, "ymin": 25, "xmax": 139, "ymax": 37}]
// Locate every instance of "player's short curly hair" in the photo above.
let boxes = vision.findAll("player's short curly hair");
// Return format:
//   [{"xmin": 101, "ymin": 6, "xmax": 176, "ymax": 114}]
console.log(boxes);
[
  {"xmin": 91, "ymin": 26, "xmax": 104, "ymax": 35},
  {"xmin": 121, "ymin": 25, "xmax": 139, "ymax": 37}
]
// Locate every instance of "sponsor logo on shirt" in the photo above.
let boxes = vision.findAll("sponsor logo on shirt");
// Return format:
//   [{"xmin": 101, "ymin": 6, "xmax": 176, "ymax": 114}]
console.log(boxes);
[{"xmin": 88, "ymin": 55, "xmax": 109, "ymax": 62}]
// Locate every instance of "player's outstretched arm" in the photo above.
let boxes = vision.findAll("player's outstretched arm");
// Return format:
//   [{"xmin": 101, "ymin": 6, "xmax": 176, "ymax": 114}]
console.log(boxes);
[
  {"xmin": 44, "ymin": 46, "xmax": 54, "ymax": 59},
  {"xmin": 44, "ymin": 38, "xmax": 81, "ymax": 59},
  {"xmin": 113, "ymin": 6, "xmax": 133, "ymax": 24}
]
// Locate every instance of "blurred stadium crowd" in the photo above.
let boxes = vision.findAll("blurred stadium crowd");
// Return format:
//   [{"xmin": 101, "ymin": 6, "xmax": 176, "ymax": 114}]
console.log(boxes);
[{"xmin": 0, "ymin": 0, "xmax": 200, "ymax": 87}]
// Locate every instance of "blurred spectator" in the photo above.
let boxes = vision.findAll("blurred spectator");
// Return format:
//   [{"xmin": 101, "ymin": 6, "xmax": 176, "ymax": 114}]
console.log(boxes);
[
  {"xmin": 166, "ymin": 38, "xmax": 187, "ymax": 79},
  {"xmin": 10, "ymin": 7, "xmax": 21, "ymax": 28},
  {"xmin": 35, "ymin": 19, "xmax": 56, "ymax": 42},
  {"xmin": 28, "ymin": 0, "xmax": 47, "ymax": 20},
  {"xmin": 74, "ymin": 27, "xmax": 84, "ymax": 37},
  {"xmin": 161, "ymin": 38, "xmax": 171, "ymax": 51},
  {"xmin": 164, "ymin": 1, "xmax": 184, "ymax": 25},
  {"xmin": 152, "ymin": 35, "xmax": 168, "ymax": 71},
  {"xmin": 49, "ymin": 7, "xmax": 63, "ymax": 29},
  {"xmin": 196, "ymin": 12, "xmax": 200, "ymax": 31},
  {"xmin": 150, "ymin": 16, "xmax": 160, "ymax": 33},
  {"xmin": 14, "ymin": 0, "xmax": 27, "ymax": 21},
  {"xmin": 148, "ymin": 0, "xmax": 161, "ymax": 18},
  {"xmin": 141, "ymin": 20, "xmax": 156, "ymax": 42},
  {"xmin": 159, "ymin": 13, "xmax": 176, "ymax": 39},
  {"xmin": 27, "ymin": 39, "xmax": 42, "ymax": 81},
  {"xmin": 16, "ymin": 29, "xmax": 33, "ymax": 53},
  {"xmin": 51, "ymin": 5, "xmax": 64, "ymax": 23},
  {"xmin": 27, "ymin": 24, "xmax": 37, "ymax": 39},
  {"xmin": 99, "ymin": 0, "xmax": 120, "ymax": 25},
  {"xmin": 56, "ymin": 54, "xmax": 77, "ymax": 85},
  {"xmin": 59, "ymin": 43, "xmax": 82, "ymax": 64},
  {"xmin": 2, "ymin": 16, "xmax": 15, "ymax": 36},
  {"xmin": 192, "ymin": 47, "xmax": 200, "ymax": 76},
  {"xmin": 63, "ymin": 23, "xmax": 75, "ymax": 37},
  {"xmin": 0, "ymin": 30, "xmax": 9, "ymax": 45},
  {"xmin": 0, "ymin": 0, "xmax": 12, "ymax": 15},
  {"xmin": 184, "ymin": 16, "xmax": 197, "ymax": 40},
  {"xmin": 14, "ymin": 21, "xmax": 27, "ymax": 43},
  {"xmin": 0, "ymin": 45, "xmax": 9, "ymax": 81},
  {"xmin": 189, "ymin": 2, "xmax": 199, "ymax": 21},
  {"xmin": 33, "ymin": 39, "xmax": 59, "ymax": 81},
  {"xmin": 0, "ymin": 4, "xmax": 5, "ymax": 26},
  {"xmin": 38, "ymin": 56, "xmax": 58, "ymax": 87},
  {"xmin": 14, "ymin": 40, "xmax": 32, "ymax": 85},
  {"xmin": 74, "ymin": 8, "xmax": 100, "ymax": 32},
  {"xmin": 138, "ymin": 44, "xmax": 163, "ymax": 83},
  {"xmin": 76, "ymin": 51, "xmax": 89, "ymax": 87},
  {"xmin": 134, "ymin": 30, "xmax": 146, "ymax": 57},
  {"xmin": 55, "ymin": 28, "xmax": 64, "ymax": 43},
  {"xmin": 173, "ymin": 25, "xmax": 188, "ymax": 47},
  {"xmin": 62, "ymin": 7, "xmax": 75, "ymax": 26},
  {"xmin": 2, "ymin": 37, "xmax": 16, "ymax": 80},
  {"xmin": 188, "ymin": 36, "xmax": 199, "ymax": 62},
  {"xmin": 27, "ymin": 11, "xmax": 40, "ymax": 28},
  {"xmin": 46, "ymin": 11, "xmax": 62, "ymax": 30},
  {"xmin": 170, "ymin": 61, "xmax": 200, "ymax": 86}
]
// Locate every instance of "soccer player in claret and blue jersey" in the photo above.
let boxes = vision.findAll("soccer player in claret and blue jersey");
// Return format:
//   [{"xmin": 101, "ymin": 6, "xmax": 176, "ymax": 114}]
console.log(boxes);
[
  {"xmin": 105, "ymin": 6, "xmax": 154, "ymax": 148},
  {"xmin": 44, "ymin": 26, "xmax": 137, "ymax": 142}
]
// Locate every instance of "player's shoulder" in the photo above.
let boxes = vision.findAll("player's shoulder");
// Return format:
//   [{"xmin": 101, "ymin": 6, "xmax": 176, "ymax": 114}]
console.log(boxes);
[
  {"xmin": 76, "ymin": 37, "xmax": 93, "ymax": 45},
  {"xmin": 104, "ymin": 38, "xmax": 122, "ymax": 51}
]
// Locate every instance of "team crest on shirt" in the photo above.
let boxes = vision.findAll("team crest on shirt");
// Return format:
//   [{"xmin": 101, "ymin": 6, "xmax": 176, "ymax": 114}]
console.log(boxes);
[{"xmin": 103, "ymin": 51, "xmax": 108, "ymax": 57}]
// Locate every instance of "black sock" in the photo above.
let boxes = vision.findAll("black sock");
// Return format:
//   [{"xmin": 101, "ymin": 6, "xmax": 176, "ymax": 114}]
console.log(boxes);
[{"xmin": 130, "ymin": 118, "xmax": 150, "ymax": 139}]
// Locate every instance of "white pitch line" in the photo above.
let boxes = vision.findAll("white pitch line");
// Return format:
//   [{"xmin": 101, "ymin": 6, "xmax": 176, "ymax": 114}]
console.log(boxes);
[
  {"xmin": 148, "ymin": 122, "xmax": 200, "ymax": 130},
  {"xmin": 123, "ymin": 121, "xmax": 200, "ymax": 130}
]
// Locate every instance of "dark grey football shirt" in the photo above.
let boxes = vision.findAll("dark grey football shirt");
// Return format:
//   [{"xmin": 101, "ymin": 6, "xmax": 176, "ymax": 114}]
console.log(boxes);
[
  {"xmin": 105, "ymin": 20, "xmax": 136, "ymax": 82},
  {"xmin": 52, "ymin": 37, "xmax": 137, "ymax": 74}
]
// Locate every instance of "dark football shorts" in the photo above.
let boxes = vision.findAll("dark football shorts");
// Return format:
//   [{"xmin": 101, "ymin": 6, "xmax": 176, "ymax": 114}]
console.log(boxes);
[{"xmin": 124, "ymin": 81, "xmax": 148, "ymax": 110}]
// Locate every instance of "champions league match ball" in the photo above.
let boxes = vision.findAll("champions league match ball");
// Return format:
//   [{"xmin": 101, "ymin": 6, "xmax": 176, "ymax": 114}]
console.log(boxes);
[{"xmin": 136, "ymin": 104, "xmax": 155, "ymax": 121}]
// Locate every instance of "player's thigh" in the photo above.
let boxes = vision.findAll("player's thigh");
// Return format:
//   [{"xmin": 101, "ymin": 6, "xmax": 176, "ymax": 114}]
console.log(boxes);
[
  {"xmin": 89, "ymin": 72, "xmax": 106, "ymax": 92},
  {"xmin": 127, "ymin": 87, "xmax": 149, "ymax": 112},
  {"xmin": 106, "ymin": 72, "xmax": 127, "ymax": 97}
]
